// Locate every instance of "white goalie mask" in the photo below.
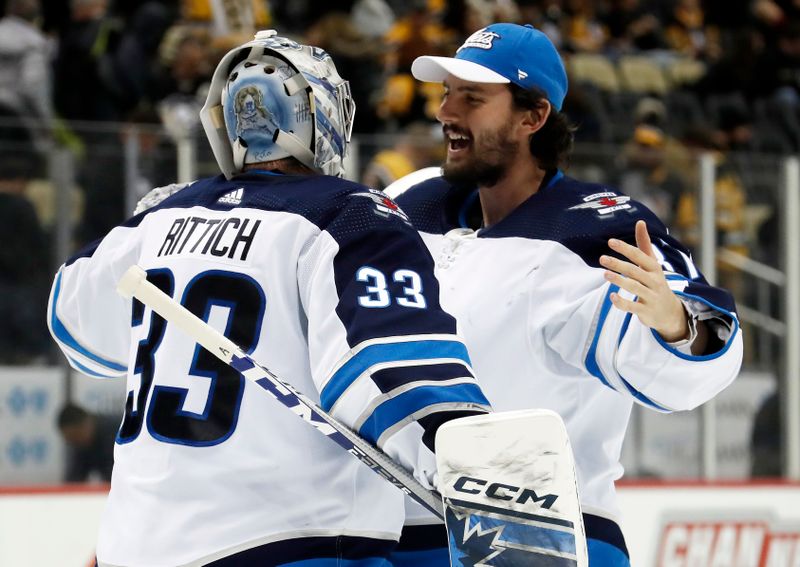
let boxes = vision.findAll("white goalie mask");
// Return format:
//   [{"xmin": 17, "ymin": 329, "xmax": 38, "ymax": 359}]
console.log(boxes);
[{"xmin": 200, "ymin": 30, "xmax": 356, "ymax": 178}]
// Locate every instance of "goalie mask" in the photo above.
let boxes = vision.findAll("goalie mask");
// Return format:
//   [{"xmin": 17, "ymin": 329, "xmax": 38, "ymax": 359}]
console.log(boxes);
[{"xmin": 200, "ymin": 30, "xmax": 356, "ymax": 178}]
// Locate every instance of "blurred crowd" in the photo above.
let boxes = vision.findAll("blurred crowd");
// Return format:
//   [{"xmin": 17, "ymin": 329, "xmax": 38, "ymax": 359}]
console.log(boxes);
[{"xmin": 0, "ymin": 0, "xmax": 796, "ymax": 365}]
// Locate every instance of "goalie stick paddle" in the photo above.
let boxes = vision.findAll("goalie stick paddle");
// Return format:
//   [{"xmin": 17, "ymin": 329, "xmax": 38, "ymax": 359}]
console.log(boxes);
[
  {"xmin": 435, "ymin": 409, "xmax": 588, "ymax": 567},
  {"xmin": 116, "ymin": 265, "xmax": 444, "ymax": 519}
]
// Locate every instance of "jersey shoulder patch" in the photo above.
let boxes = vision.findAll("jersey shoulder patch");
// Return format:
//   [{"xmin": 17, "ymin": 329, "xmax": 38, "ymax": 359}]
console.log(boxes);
[
  {"xmin": 565, "ymin": 190, "xmax": 633, "ymax": 216},
  {"xmin": 347, "ymin": 188, "xmax": 411, "ymax": 224}
]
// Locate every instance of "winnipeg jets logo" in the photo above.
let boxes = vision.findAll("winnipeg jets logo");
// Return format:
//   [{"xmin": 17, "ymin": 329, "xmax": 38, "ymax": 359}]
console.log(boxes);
[
  {"xmin": 218, "ymin": 188, "xmax": 244, "ymax": 205},
  {"xmin": 352, "ymin": 190, "xmax": 410, "ymax": 223},
  {"xmin": 445, "ymin": 505, "xmax": 580, "ymax": 566},
  {"xmin": 458, "ymin": 28, "xmax": 501, "ymax": 52},
  {"xmin": 569, "ymin": 192, "xmax": 632, "ymax": 215}
]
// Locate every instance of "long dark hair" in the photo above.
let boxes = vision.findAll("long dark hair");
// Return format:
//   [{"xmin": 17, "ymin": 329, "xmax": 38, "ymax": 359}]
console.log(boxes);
[{"xmin": 509, "ymin": 84, "xmax": 575, "ymax": 170}]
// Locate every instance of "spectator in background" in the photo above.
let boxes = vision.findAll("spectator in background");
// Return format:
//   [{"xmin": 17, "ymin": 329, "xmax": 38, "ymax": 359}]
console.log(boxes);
[
  {"xmin": 663, "ymin": 0, "xmax": 707, "ymax": 58},
  {"xmin": 385, "ymin": 0, "xmax": 451, "ymax": 71},
  {"xmin": 306, "ymin": 0, "xmax": 392, "ymax": 132},
  {"xmin": 53, "ymin": 0, "xmax": 172, "ymax": 123},
  {"xmin": 753, "ymin": 19, "xmax": 800, "ymax": 106},
  {"xmin": 378, "ymin": 0, "xmax": 480, "ymax": 128},
  {"xmin": 617, "ymin": 124, "xmax": 687, "ymax": 225},
  {"xmin": 713, "ymin": 100, "xmax": 757, "ymax": 153},
  {"xmin": 439, "ymin": 0, "xmax": 494, "ymax": 47},
  {"xmin": 0, "ymin": 150, "xmax": 49, "ymax": 364},
  {"xmin": 57, "ymin": 403, "xmax": 117, "ymax": 482},
  {"xmin": 675, "ymin": 126, "xmax": 749, "ymax": 299},
  {"xmin": 752, "ymin": 0, "xmax": 800, "ymax": 35},
  {"xmin": 0, "ymin": 0, "xmax": 54, "ymax": 153},
  {"xmin": 562, "ymin": 0, "xmax": 606, "ymax": 53},
  {"xmin": 519, "ymin": 0, "xmax": 566, "ymax": 49},
  {"xmin": 180, "ymin": 0, "xmax": 271, "ymax": 35},
  {"xmin": 602, "ymin": 0, "xmax": 666, "ymax": 53},
  {"xmin": 692, "ymin": 28, "xmax": 764, "ymax": 101},
  {"xmin": 109, "ymin": 2, "xmax": 174, "ymax": 109},
  {"xmin": 150, "ymin": 26, "xmax": 214, "ymax": 102},
  {"xmin": 635, "ymin": 96, "xmax": 696, "ymax": 188},
  {"xmin": 362, "ymin": 121, "xmax": 441, "ymax": 190},
  {"xmin": 52, "ymin": 0, "xmax": 123, "ymax": 122}
]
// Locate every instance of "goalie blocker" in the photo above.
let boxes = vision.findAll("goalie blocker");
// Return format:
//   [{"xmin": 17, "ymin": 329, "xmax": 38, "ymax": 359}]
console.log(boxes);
[{"xmin": 436, "ymin": 410, "xmax": 588, "ymax": 567}]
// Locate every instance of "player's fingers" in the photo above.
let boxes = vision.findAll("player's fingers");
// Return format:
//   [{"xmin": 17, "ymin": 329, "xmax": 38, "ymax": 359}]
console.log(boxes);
[
  {"xmin": 609, "ymin": 292, "xmax": 642, "ymax": 314},
  {"xmin": 599, "ymin": 255, "xmax": 653, "ymax": 285},
  {"xmin": 604, "ymin": 271, "xmax": 652, "ymax": 300},
  {"xmin": 634, "ymin": 220, "xmax": 656, "ymax": 259},
  {"xmin": 608, "ymin": 238, "xmax": 660, "ymax": 272}
]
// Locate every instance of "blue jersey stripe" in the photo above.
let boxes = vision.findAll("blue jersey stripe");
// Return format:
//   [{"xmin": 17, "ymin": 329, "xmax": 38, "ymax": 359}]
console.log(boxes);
[
  {"xmin": 617, "ymin": 373, "xmax": 671, "ymax": 412},
  {"xmin": 583, "ymin": 284, "xmax": 619, "ymax": 389},
  {"xmin": 68, "ymin": 355, "xmax": 117, "ymax": 378},
  {"xmin": 320, "ymin": 340, "xmax": 471, "ymax": 410},
  {"xmin": 650, "ymin": 291, "xmax": 740, "ymax": 362},
  {"xmin": 50, "ymin": 272, "xmax": 128, "ymax": 373},
  {"xmin": 358, "ymin": 382, "xmax": 488, "ymax": 444},
  {"xmin": 613, "ymin": 312, "xmax": 671, "ymax": 411},
  {"xmin": 370, "ymin": 362, "xmax": 473, "ymax": 393}
]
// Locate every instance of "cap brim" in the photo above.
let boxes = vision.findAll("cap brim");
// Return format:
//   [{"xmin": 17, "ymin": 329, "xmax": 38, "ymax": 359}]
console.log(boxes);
[{"xmin": 411, "ymin": 56, "xmax": 510, "ymax": 84}]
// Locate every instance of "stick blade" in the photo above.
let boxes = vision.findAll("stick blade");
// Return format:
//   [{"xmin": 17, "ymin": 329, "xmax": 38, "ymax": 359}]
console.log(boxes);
[{"xmin": 435, "ymin": 409, "xmax": 588, "ymax": 567}]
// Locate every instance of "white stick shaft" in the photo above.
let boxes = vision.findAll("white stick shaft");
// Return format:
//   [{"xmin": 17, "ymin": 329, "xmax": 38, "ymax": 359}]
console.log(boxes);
[
  {"xmin": 117, "ymin": 265, "xmax": 239, "ymax": 364},
  {"xmin": 116, "ymin": 265, "xmax": 444, "ymax": 517}
]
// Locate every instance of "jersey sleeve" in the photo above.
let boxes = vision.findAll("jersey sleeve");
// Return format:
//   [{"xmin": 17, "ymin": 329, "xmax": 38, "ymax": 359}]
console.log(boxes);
[
  {"xmin": 298, "ymin": 190, "xmax": 491, "ymax": 479},
  {"xmin": 47, "ymin": 225, "xmax": 143, "ymax": 379},
  {"xmin": 544, "ymin": 216, "xmax": 742, "ymax": 413}
]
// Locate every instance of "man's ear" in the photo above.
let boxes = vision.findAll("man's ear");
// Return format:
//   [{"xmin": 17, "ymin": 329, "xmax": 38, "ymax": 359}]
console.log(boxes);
[{"xmin": 520, "ymin": 100, "xmax": 551, "ymax": 136}]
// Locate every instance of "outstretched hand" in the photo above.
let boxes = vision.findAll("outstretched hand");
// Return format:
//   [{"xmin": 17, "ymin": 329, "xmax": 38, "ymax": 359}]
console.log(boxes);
[{"xmin": 599, "ymin": 220, "xmax": 690, "ymax": 342}]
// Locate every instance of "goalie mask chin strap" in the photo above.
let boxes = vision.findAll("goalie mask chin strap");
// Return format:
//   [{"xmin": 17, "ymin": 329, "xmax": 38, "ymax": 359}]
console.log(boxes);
[
  {"xmin": 231, "ymin": 130, "xmax": 318, "ymax": 174},
  {"xmin": 273, "ymin": 129, "xmax": 317, "ymax": 172}
]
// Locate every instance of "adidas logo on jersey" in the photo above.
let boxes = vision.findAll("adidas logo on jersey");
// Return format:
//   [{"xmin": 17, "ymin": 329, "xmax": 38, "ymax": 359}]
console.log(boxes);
[{"xmin": 218, "ymin": 188, "xmax": 244, "ymax": 205}]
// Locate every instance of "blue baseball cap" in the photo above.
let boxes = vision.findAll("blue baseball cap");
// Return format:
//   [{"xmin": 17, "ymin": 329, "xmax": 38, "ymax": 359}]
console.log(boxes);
[{"xmin": 411, "ymin": 23, "xmax": 568, "ymax": 111}]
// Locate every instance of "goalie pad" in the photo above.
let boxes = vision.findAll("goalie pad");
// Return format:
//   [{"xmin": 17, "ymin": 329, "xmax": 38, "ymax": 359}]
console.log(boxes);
[{"xmin": 435, "ymin": 409, "xmax": 588, "ymax": 567}]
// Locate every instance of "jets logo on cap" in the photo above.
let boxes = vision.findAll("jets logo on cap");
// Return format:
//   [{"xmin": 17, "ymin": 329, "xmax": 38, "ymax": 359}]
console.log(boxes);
[{"xmin": 458, "ymin": 28, "xmax": 500, "ymax": 52}]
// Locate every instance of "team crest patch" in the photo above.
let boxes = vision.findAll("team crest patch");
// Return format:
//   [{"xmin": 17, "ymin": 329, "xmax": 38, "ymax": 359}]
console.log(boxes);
[
  {"xmin": 457, "ymin": 28, "xmax": 501, "ymax": 52},
  {"xmin": 569, "ymin": 192, "xmax": 632, "ymax": 215},
  {"xmin": 353, "ymin": 189, "xmax": 410, "ymax": 223}
]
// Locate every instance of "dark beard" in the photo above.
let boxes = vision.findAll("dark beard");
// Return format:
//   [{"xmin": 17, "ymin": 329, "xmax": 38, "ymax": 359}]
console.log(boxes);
[
  {"xmin": 442, "ymin": 124, "xmax": 519, "ymax": 188},
  {"xmin": 443, "ymin": 159, "xmax": 507, "ymax": 188}
]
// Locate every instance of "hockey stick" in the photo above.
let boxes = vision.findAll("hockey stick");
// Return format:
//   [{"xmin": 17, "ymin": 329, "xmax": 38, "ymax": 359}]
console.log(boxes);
[{"xmin": 116, "ymin": 265, "xmax": 444, "ymax": 518}]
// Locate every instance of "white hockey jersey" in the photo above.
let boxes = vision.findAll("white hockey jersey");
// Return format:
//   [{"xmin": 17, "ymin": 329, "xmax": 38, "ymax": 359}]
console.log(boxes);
[
  {"xmin": 393, "ymin": 171, "xmax": 743, "ymax": 540},
  {"xmin": 48, "ymin": 171, "xmax": 490, "ymax": 566}
]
